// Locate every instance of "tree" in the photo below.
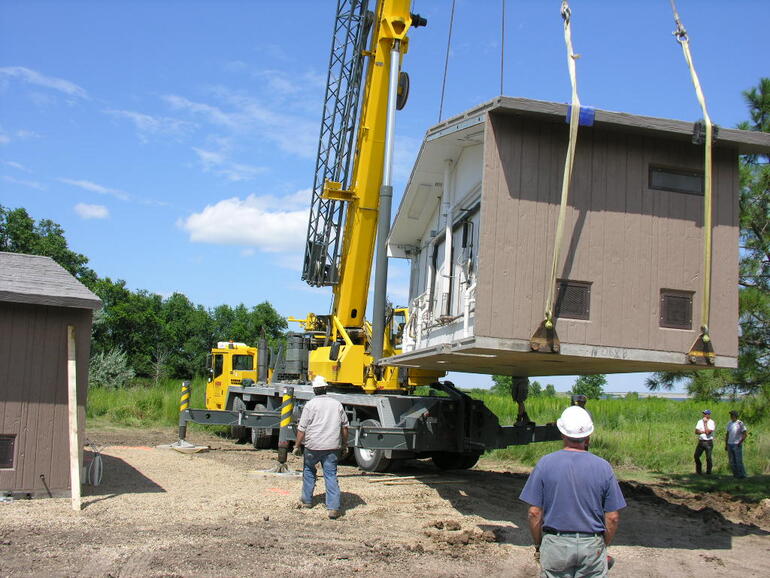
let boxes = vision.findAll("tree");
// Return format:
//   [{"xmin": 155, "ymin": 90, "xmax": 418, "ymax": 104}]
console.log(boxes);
[
  {"xmin": 89, "ymin": 348, "xmax": 136, "ymax": 388},
  {"xmin": 490, "ymin": 375, "xmax": 512, "ymax": 396},
  {"xmin": 0, "ymin": 205, "xmax": 97, "ymax": 287},
  {"xmin": 647, "ymin": 78, "xmax": 770, "ymax": 402},
  {"xmin": 571, "ymin": 374, "xmax": 606, "ymax": 400},
  {"xmin": 544, "ymin": 384, "xmax": 557, "ymax": 397},
  {"xmin": 529, "ymin": 380, "xmax": 543, "ymax": 397}
]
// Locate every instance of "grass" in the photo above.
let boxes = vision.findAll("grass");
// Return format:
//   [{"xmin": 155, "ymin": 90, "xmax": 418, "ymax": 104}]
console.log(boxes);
[
  {"xmin": 473, "ymin": 392, "xmax": 770, "ymax": 495},
  {"xmin": 85, "ymin": 380, "xmax": 769, "ymax": 499},
  {"xmin": 87, "ymin": 377, "xmax": 208, "ymax": 429}
]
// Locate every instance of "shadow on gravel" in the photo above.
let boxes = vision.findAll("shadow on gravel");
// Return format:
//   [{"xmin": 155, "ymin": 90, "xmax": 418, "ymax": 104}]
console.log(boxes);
[
  {"xmin": 421, "ymin": 468, "xmax": 769, "ymax": 551},
  {"xmin": 82, "ymin": 453, "xmax": 165, "ymax": 507}
]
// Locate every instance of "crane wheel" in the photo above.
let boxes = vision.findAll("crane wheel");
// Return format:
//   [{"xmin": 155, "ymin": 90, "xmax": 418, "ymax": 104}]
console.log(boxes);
[
  {"xmin": 353, "ymin": 419, "xmax": 392, "ymax": 472},
  {"xmin": 251, "ymin": 403, "xmax": 277, "ymax": 449},
  {"xmin": 230, "ymin": 397, "xmax": 249, "ymax": 443}
]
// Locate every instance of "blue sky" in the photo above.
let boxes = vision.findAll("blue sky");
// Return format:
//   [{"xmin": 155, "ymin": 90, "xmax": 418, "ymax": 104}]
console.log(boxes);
[{"xmin": 1, "ymin": 0, "xmax": 764, "ymax": 392}]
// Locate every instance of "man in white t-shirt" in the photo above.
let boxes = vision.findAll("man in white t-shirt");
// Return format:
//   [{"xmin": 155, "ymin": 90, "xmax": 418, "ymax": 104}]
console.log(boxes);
[
  {"xmin": 295, "ymin": 376, "xmax": 349, "ymax": 519},
  {"xmin": 725, "ymin": 410, "xmax": 748, "ymax": 478},
  {"xmin": 694, "ymin": 409, "xmax": 716, "ymax": 475}
]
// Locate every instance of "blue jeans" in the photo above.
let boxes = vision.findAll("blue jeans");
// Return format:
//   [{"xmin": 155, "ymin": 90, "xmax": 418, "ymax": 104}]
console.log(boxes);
[
  {"xmin": 301, "ymin": 449, "xmax": 341, "ymax": 510},
  {"xmin": 727, "ymin": 443, "xmax": 746, "ymax": 478}
]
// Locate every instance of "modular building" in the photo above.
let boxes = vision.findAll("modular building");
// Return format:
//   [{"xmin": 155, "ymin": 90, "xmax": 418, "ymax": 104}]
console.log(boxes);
[
  {"xmin": 0, "ymin": 252, "xmax": 101, "ymax": 497},
  {"xmin": 385, "ymin": 97, "xmax": 770, "ymax": 377}
]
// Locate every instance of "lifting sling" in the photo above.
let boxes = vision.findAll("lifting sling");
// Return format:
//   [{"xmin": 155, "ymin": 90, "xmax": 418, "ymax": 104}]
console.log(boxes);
[
  {"xmin": 670, "ymin": 0, "xmax": 716, "ymax": 365},
  {"xmin": 530, "ymin": 0, "xmax": 581, "ymax": 353}
]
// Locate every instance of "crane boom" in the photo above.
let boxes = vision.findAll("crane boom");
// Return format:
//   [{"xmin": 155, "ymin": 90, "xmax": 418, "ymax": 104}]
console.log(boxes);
[{"xmin": 302, "ymin": 0, "xmax": 417, "ymax": 329}]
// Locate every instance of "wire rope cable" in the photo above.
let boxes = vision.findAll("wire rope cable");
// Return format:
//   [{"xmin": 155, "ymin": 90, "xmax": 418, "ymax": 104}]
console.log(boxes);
[
  {"xmin": 438, "ymin": 0, "xmax": 456, "ymax": 122},
  {"xmin": 500, "ymin": 0, "xmax": 506, "ymax": 95},
  {"xmin": 670, "ymin": 0, "xmax": 716, "ymax": 362}
]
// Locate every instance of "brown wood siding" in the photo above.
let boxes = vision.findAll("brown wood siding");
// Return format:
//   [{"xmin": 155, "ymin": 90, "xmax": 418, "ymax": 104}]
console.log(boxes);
[
  {"xmin": 0, "ymin": 302, "xmax": 91, "ymax": 494},
  {"xmin": 475, "ymin": 113, "xmax": 739, "ymax": 360}
]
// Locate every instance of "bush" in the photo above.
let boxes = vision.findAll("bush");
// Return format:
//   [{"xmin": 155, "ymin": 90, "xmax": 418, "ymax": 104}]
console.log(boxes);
[{"xmin": 89, "ymin": 348, "xmax": 136, "ymax": 388}]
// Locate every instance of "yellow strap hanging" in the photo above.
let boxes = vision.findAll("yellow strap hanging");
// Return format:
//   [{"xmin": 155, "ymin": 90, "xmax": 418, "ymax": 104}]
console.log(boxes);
[
  {"xmin": 530, "ymin": 0, "xmax": 581, "ymax": 353},
  {"xmin": 670, "ymin": 0, "xmax": 716, "ymax": 364}
]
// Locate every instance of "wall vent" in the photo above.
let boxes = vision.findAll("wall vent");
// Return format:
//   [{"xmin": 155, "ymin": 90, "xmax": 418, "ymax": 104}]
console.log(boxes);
[
  {"xmin": 0, "ymin": 435, "xmax": 15, "ymax": 469},
  {"xmin": 555, "ymin": 280, "xmax": 591, "ymax": 320},
  {"xmin": 660, "ymin": 289, "xmax": 694, "ymax": 329},
  {"xmin": 649, "ymin": 166, "xmax": 704, "ymax": 195}
]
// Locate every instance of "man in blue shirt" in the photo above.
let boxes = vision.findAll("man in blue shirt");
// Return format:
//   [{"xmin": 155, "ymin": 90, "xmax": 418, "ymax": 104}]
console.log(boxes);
[{"xmin": 520, "ymin": 406, "xmax": 626, "ymax": 577}]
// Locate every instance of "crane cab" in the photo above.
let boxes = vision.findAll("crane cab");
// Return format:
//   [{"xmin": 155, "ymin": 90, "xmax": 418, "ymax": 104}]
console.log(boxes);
[{"xmin": 205, "ymin": 341, "xmax": 258, "ymax": 410}]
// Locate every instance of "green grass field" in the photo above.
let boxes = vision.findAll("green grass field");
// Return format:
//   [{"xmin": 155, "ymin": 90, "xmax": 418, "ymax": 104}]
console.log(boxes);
[{"xmin": 87, "ymin": 380, "xmax": 769, "ymax": 494}]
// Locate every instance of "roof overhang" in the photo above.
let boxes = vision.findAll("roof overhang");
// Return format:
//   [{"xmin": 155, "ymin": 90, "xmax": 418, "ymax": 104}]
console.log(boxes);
[{"xmin": 389, "ymin": 95, "xmax": 770, "ymax": 255}]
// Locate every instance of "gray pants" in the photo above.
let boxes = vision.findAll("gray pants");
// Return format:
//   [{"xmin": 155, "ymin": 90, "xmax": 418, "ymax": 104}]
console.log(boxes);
[{"xmin": 540, "ymin": 533, "xmax": 607, "ymax": 578}]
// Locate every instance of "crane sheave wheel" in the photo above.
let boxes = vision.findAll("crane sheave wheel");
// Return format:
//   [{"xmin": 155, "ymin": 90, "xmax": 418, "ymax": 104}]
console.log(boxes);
[
  {"xmin": 431, "ymin": 451, "xmax": 481, "ymax": 470},
  {"xmin": 354, "ymin": 419, "xmax": 392, "ymax": 472},
  {"xmin": 230, "ymin": 397, "xmax": 249, "ymax": 443},
  {"xmin": 251, "ymin": 403, "xmax": 276, "ymax": 449}
]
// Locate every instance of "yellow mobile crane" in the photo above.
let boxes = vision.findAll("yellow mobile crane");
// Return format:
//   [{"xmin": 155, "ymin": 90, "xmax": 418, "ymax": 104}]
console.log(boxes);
[{"xmin": 187, "ymin": 0, "xmax": 558, "ymax": 471}]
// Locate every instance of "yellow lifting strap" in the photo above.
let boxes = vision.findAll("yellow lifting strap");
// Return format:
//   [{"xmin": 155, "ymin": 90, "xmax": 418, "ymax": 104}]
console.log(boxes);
[
  {"xmin": 530, "ymin": 0, "xmax": 581, "ymax": 353},
  {"xmin": 670, "ymin": 0, "xmax": 716, "ymax": 365}
]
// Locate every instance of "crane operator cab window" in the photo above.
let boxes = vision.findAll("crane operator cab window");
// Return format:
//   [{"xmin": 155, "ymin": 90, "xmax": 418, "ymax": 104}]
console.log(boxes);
[
  {"xmin": 211, "ymin": 353, "xmax": 224, "ymax": 381},
  {"xmin": 231, "ymin": 354, "xmax": 254, "ymax": 371},
  {"xmin": 389, "ymin": 309, "xmax": 407, "ymax": 349}
]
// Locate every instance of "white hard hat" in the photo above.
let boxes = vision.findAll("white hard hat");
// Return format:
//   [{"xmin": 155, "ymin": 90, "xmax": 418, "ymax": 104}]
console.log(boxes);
[
  {"xmin": 312, "ymin": 375, "xmax": 328, "ymax": 390},
  {"xmin": 557, "ymin": 406, "xmax": 594, "ymax": 439}
]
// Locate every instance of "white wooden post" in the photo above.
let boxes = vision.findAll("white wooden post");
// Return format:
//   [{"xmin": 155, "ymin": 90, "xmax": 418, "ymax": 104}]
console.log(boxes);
[{"xmin": 67, "ymin": 325, "xmax": 81, "ymax": 511}]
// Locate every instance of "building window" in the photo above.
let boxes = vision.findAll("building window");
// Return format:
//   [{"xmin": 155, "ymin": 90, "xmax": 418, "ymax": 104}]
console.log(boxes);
[
  {"xmin": 660, "ymin": 289, "xmax": 694, "ymax": 329},
  {"xmin": 0, "ymin": 435, "xmax": 15, "ymax": 469},
  {"xmin": 649, "ymin": 166, "xmax": 704, "ymax": 195},
  {"xmin": 555, "ymin": 280, "xmax": 591, "ymax": 320}
]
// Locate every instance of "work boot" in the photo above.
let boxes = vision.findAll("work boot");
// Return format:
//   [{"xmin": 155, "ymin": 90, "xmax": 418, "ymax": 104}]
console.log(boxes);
[
  {"xmin": 328, "ymin": 509, "xmax": 341, "ymax": 519},
  {"xmin": 297, "ymin": 500, "xmax": 312, "ymax": 509}
]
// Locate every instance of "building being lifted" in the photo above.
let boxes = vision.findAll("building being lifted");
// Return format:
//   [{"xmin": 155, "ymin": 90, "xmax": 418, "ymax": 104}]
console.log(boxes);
[{"xmin": 385, "ymin": 97, "xmax": 770, "ymax": 377}]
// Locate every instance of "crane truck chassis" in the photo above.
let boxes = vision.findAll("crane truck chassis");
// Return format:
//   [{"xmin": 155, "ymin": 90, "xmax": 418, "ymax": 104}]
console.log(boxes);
[{"xmin": 179, "ymin": 379, "xmax": 560, "ymax": 471}]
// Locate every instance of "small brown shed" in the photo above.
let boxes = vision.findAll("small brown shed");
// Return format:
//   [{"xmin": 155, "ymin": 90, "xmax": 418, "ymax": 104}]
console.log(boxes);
[
  {"xmin": 0, "ymin": 252, "xmax": 101, "ymax": 497},
  {"xmin": 386, "ymin": 97, "xmax": 770, "ymax": 377}
]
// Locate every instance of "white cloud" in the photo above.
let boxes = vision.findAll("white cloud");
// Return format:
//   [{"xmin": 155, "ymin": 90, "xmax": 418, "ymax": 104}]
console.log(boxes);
[
  {"xmin": 163, "ymin": 88, "xmax": 318, "ymax": 158},
  {"xmin": 74, "ymin": 203, "xmax": 109, "ymax": 219},
  {"xmin": 0, "ymin": 66, "xmax": 88, "ymax": 99},
  {"xmin": 2, "ymin": 175, "xmax": 45, "ymax": 190},
  {"xmin": 180, "ymin": 192, "xmax": 310, "ymax": 253},
  {"xmin": 58, "ymin": 178, "xmax": 131, "ymax": 201},
  {"xmin": 2, "ymin": 160, "xmax": 30, "ymax": 172},
  {"xmin": 104, "ymin": 109, "xmax": 195, "ymax": 142},
  {"xmin": 192, "ymin": 145, "xmax": 265, "ymax": 182},
  {"xmin": 0, "ymin": 128, "xmax": 39, "ymax": 145}
]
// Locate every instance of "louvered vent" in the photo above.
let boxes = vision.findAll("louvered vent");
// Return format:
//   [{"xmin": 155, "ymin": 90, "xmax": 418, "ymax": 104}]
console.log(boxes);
[
  {"xmin": 0, "ymin": 435, "xmax": 15, "ymax": 469},
  {"xmin": 660, "ymin": 290, "xmax": 693, "ymax": 329},
  {"xmin": 555, "ymin": 280, "xmax": 591, "ymax": 321}
]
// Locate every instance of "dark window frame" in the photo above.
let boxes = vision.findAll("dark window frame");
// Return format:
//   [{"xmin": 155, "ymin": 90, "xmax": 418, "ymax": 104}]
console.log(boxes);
[
  {"xmin": 649, "ymin": 165, "xmax": 704, "ymax": 196},
  {"xmin": 660, "ymin": 289, "xmax": 694, "ymax": 330},
  {"xmin": 0, "ymin": 435, "xmax": 16, "ymax": 469},
  {"xmin": 555, "ymin": 279, "xmax": 592, "ymax": 321}
]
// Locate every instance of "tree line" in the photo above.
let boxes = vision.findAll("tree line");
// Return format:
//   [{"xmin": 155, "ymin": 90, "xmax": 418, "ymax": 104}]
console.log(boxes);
[
  {"xmin": 493, "ymin": 78, "xmax": 770, "ymax": 405},
  {"xmin": 0, "ymin": 205, "xmax": 286, "ymax": 382}
]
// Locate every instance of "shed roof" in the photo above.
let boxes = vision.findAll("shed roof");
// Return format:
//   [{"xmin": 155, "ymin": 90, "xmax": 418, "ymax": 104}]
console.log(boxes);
[
  {"xmin": 0, "ymin": 252, "xmax": 102, "ymax": 310},
  {"xmin": 388, "ymin": 96, "xmax": 770, "ymax": 249}
]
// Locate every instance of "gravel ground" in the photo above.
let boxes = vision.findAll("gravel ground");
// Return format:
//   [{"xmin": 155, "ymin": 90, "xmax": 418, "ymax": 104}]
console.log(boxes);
[{"xmin": 1, "ymin": 427, "xmax": 768, "ymax": 577}]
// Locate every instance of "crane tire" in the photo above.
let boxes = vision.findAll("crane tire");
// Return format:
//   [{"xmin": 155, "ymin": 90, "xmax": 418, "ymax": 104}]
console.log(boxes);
[
  {"xmin": 250, "ymin": 403, "xmax": 276, "ymax": 449},
  {"xmin": 230, "ymin": 397, "xmax": 249, "ymax": 443},
  {"xmin": 353, "ymin": 419, "xmax": 392, "ymax": 472}
]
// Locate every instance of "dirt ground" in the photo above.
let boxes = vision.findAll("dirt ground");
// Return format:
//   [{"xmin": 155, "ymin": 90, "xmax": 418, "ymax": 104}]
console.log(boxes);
[{"xmin": 1, "ymin": 428, "xmax": 769, "ymax": 577}]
